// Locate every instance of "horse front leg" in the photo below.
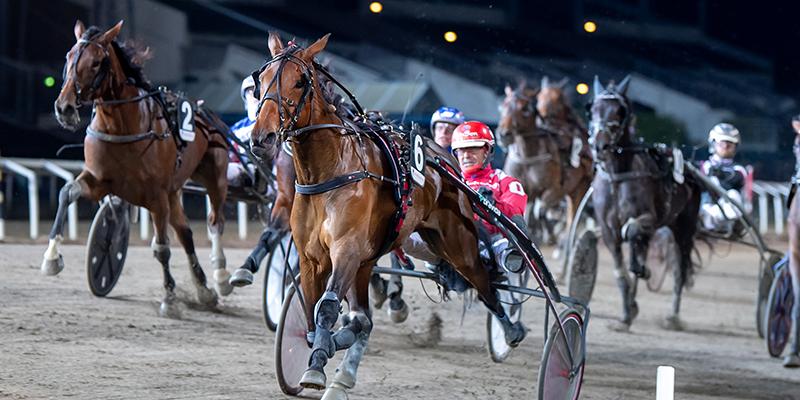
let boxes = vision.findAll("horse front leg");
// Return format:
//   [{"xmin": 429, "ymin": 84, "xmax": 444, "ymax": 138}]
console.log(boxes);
[
  {"xmin": 301, "ymin": 245, "xmax": 361, "ymax": 391},
  {"xmin": 323, "ymin": 266, "xmax": 375, "ymax": 400},
  {"xmin": 605, "ymin": 236, "xmax": 637, "ymax": 332},
  {"xmin": 42, "ymin": 173, "xmax": 105, "ymax": 275},
  {"xmin": 150, "ymin": 199, "xmax": 181, "ymax": 319},
  {"xmin": 786, "ymin": 215, "xmax": 800, "ymax": 367}
]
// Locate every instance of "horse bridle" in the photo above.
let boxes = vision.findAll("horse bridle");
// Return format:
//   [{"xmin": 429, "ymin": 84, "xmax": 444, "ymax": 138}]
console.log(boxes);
[
  {"xmin": 250, "ymin": 45, "xmax": 366, "ymax": 144},
  {"xmin": 587, "ymin": 91, "xmax": 631, "ymax": 155},
  {"xmin": 63, "ymin": 36, "xmax": 111, "ymax": 107}
]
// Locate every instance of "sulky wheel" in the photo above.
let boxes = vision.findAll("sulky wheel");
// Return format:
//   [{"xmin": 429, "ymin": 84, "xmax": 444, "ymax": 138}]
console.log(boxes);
[
  {"xmin": 262, "ymin": 234, "xmax": 298, "ymax": 331},
  {"xmin": 766, "ymin": 263, "xmax": 794, "ymax": 358},
  {"xmin": 86, "ymin": 197, "xmax": 130, "ymax": 297},
  {"xmin": 275, "ymin": 284, "xmax": 312, "ymax": 396},
  {"xmin": 538, "ymin": 308, "xmax": 585, "ymax": 400},
  {"xmin": 487, "ymin": 269, "xmax": 528, "ymax": 363},
  {"xmin": 646, "ymin": 227, "xmax": 678, "ymax": 293},
  {"xmin": 567, "ymin": 230, "xmax": 598, "ymax": 305},
  {"xmin": 757, "ymin": 254, "xmax": 781, "ymax": 338}
]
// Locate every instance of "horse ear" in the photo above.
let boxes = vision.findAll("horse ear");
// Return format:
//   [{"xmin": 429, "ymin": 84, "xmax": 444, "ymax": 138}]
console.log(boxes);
[
  {"xmin": 99, "ymin": 20, "xmax": 123, "ymax": 44},
  {"xmin": 268, "ymin": 31, "xmax": 284, "ymax": 58},
  {"xmin": 593, "ymin": 75, "xmax": 604, "ymax": 98},
  {"xmin": 303, "ymin": 33, "xmax": 330, "ymax": 60},
  {"xmin": 541, "ymin": 76, "xmax": 550, "ymax": 88},
  {"xmin": 792, "ymin": 120, "xmax": 800, "ymax": 135},
  {"xmin": 617, "ymin": 74, "xmax": 631, "ymax": 95},
  {"xmin": 505, "ymin": 83, "xmax": 513, "ymax": 97},
  {"xmin": 74, "ymin": 20, "xmax": 86, "ymax": 41}
]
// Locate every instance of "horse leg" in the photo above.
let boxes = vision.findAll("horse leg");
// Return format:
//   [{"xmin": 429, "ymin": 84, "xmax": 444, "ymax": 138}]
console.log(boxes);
[
  {"xmin": 168, "ymin": 192, "xmax": 217, "ymax": 309},
  {"xmin": 150, "ymin": 201, "xmax": 181, "ymax": 319},
  {"xmin": 323, "ymin": 266, "xmax": 374, "ymax": 400},
  {"xmin": 605, "ymin": 235, "xmax": 636, "ymax": 331},
  {"xmin": 301, "ymin": 246, "xmax": 362, "ymax": 390},
  {"xmin": 232, "ymin": 189, "xmax": 292, "ymax": 286},
  {"xmin": 420, "ymin": 219, "xmax": 526, "ymax": 347},
  {"xmin": 207, "ymin": 185, "xmax": 232, "ymax": 297},
  {"xmin": 42, "ymin": 172, "xmax": 105, "ymax": 275}
]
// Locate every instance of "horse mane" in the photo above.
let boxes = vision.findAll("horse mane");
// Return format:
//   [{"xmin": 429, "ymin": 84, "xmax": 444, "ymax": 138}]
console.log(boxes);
[{"xmin": 83, "ymin": 25, "xmax": 153, "ymax": 90}]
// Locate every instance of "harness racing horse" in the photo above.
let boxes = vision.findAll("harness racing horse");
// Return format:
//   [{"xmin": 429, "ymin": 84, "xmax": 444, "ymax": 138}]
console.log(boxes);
[
  {"xmin": 249, "ymin": 33, "xmax": 526, "ymax": 399},
  {"xmin": 46, "ymin": 20, "xmax": 232, "ymax": 317},
  {"xmin": 496, "ymin": 79, "xmax": 593, "ymax": 260},
  {"xmin": 589, "ymin": 76, "xmax": 701, "ymax": 331}
]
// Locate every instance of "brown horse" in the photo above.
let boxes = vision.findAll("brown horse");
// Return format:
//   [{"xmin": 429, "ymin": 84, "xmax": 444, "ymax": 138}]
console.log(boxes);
[
  {"xmin": 45, "ymin": 20, "xmax": 232, "ymax": 317},
  {"xmin": 249, "ymin": 33, "xmax": 525, "ymax": 399},
  {"xmin": 784, "ymin": 116, "xmax": 800, "ymax": 367},
  {"xmin": 589, "ymin": 76, "xmax": 701, "ymax": 331},
  {"xmin": 496, "ymin": 79, "xmax": 593, "ymax": 260}
]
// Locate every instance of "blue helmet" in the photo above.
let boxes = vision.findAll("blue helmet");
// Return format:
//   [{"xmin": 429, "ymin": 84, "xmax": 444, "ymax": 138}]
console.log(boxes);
[{"xmin": 430, "ymin": 106, "xmax": 464, "ymax": 134}]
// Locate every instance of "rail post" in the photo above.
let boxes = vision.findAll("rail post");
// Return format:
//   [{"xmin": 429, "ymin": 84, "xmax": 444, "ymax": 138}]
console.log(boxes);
[{"xmin": 1, "ymin": 160, "xmax": 38, "ymax": 239}]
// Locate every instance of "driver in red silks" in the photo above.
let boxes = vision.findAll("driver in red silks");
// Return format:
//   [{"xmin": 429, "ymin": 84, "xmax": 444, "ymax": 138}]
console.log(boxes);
[{"xmin": 451, "ymin": 121, "xmax": 528, "ymax": 275}]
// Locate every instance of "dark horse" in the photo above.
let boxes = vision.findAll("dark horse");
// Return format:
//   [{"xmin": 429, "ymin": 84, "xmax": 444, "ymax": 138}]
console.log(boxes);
[
  {"xmin": 496, "ymin": 80, "xmax": 593, "ymax": 257},
  {"xmin": 46, "ymin": 20, "xmax": 232, "ymax": 317},
  {"xmin": 589, "ymin": 76, "xmax": 701, "ymax": 331},
  {"xmin": 249, "ymin": 33, "xmax": 525, "ymax": 399}
]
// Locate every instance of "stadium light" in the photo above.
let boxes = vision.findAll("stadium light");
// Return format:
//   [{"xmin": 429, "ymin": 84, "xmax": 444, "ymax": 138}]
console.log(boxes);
[
  {"xmin": 369, "ymin": 1, "xmax": 383, "ymax": 13},
  {"xmin": 576, "ymin": 83, "xmax": 589, "ymax": 95},
  {"xmin": 583, "ymin": 21, "xmax": 597, "ymax": 33},
  {"xmin": 444, "ymin": 31, "xmax": 457, "ymax": 43},
  {"xmin": 44, "ymin": 76, "xmax": 56, "ymax": 88}
]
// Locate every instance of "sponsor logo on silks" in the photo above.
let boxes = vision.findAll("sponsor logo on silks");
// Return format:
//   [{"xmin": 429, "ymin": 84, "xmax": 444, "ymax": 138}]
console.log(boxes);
[{"xmin": 478, "ymin": 193, "xmax": 502, "ymax": 217}]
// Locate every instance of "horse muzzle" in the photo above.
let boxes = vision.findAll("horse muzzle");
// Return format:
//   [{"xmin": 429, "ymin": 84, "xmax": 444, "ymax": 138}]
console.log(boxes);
[
  {"xmin": 54, "ymin": 100, "xmax": 80, "ymax": 131},
  {"xmin": 249, "ymin": 130, "xmax": 279, "ymax": 161}
]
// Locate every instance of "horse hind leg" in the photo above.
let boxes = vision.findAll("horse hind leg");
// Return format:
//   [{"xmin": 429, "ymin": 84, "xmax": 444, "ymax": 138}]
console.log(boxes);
[
  {"xmin": 324, "ymin": 268, "xmax": 374, "ymax": 400},
  {"xmin": 169, "ymin": 193, "xmax": 217, "ymax": 309}
]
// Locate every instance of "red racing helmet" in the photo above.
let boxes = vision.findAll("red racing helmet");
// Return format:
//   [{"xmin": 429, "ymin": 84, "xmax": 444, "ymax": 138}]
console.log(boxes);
[{"xmin": 451, "ymin": 121, "xmax": 495, "ymax": 151}]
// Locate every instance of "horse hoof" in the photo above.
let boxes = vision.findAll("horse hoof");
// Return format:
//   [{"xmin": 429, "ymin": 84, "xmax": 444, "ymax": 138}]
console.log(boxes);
[
  {"xmin": 660, "ymin": 315, "xmax": 684, "ymax": 331},
  {"xmin": 159, "ymin": 300, "xmax": 182, "ymax": 319},
  {"xmin": 608, "ymin": 320, "xmax": 631, "ymax": 332},
  {"xmin": 505, "ymin": 321, "xmax": 527, "ymax": 348},
  {"xmin": 783, "ymin": 354, "xmax": 800, "ymax": 368},
  {"xmin": 196, "ymin": 287, "xmax": 218, "ymax": 308},
  {"xmin": 321, "ymin": 382, "xmax": 349, "ymax": 400},
  {"xmin": 229, "ymin": 268, "xmax": 254, "ymax": 287},
  {"xmin": 213, "ymin": 269, "xmax": 234, "ymax": 297},
  {"xmin": 41, "ymin": 255, "xmax": 64, "ymax": 276},
  {"xmin": 388, "ymin": 299, "xmax": 409, "ymax": 323},
  {"xmin": 300, "ymin": 369, "xmax": 327, "ymax": 390},
  {"xmin": 332, "ymin": 368, "xmax": 356, "ymax": 389}
]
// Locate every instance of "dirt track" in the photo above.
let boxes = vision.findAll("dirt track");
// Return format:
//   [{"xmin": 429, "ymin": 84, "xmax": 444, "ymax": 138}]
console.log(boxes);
[{"xmin": 1, "ymin": 242, "xmax": 798, "ymax": 399}]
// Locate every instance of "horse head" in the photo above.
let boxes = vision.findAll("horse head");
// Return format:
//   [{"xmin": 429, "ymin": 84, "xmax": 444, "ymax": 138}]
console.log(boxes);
[
  {"xmin": 250, "ymin": 32, "xmax": 331, "ymax": 161},
  {"xmin": 55, "ymin": 20, "xmax": 124, "ymax": 130},
  {"xmin": 496, "ymin": 81, "xmax": 538, "ymax": 148},
  {"xmin": 587, "ymin": 75, "xmax": 632, "ymax": 160},
  {"xmin": 536, "ymin": 76, "xmax": 570, "ymax": 121}
]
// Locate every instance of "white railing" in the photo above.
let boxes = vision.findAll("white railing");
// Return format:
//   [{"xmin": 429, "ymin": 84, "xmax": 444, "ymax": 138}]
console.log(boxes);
[
  {"xmin": 751, "ymin": 181, "xmax": 791, "ymax": 235},
  {"xmin": 0, "ymin": 157, "xmax": 252, "ymax": 241}
]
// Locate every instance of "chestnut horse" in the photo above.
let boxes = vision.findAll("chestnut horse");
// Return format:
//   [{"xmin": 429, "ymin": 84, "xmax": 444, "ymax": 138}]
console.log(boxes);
[
  {"xmin": 589, "ymin": 76, "xmax": 700, "ymax": 331},
  {"xmin": 45, "ymin": 20, "xmax": 232, "ymax": 317},
  {"xmin": 249, "ymin": 33, "xmax": 525, "ymax": 399},
  {"xmin": 783, "ymin": 116, "xmax": 800, "ymax": 367},
  {"xmin": 496, "ymin": 79, "xmax": 593, "ymax": 266}
]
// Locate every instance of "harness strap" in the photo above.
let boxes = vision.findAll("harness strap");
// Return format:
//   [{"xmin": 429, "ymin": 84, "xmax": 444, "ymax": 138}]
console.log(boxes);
[
  {"xmin": 86, "ymin": 126, "xmax": 170, "ymax": 143},
  {"xmin": 294, "ymin": 170, "xmax": 396, "ymax": 195}
]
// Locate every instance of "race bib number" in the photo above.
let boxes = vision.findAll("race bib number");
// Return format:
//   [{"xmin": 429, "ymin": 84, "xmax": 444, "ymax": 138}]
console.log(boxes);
[
  {"xmin": 410, "ymin": 127, "xmax": 426, "ymax": 187},
  {"xmin": 178, "ymin": 98, "xmax": 195, "ymax": 142}
]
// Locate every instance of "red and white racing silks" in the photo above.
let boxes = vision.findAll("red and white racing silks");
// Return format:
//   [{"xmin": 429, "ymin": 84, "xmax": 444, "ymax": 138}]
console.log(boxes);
[{"xmin": 463, "ymin": 165, "xmax": 528, "ymax": 234}]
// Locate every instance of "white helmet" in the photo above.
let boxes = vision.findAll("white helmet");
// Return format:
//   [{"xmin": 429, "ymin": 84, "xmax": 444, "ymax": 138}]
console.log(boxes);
[
  {"xmin": 709, "ymin": 123, "xmax": 740, "ymax": 145},
  {"xmin": 240, "ymin": 75, "xmax": 256, "ymax": 102}
]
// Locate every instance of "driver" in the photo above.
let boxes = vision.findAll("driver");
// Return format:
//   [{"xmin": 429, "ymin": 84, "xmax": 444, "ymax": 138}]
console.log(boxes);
[
  {"xmin": 699, "ymin": 123, "xmax": 748, "ymax": 233},
  {"xmin": 451, "ymin": 121, "xmax": 528, "ymax": 273},
  {"xmin": 227, "ymin": 75, "xmax": 259, "ymax": 187},
  {"xmin": 430, "ymin": 106, "xmax": 464, "ymax": 151}
]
